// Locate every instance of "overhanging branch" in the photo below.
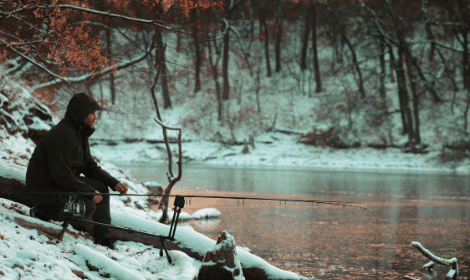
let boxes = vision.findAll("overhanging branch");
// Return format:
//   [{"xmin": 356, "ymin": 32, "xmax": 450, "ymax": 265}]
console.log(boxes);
[
  {"xmin": 31, "ymin": 42, "xmax": 155, "ymax": 92},
  {"xmin": 57, "ymin": 4, "xmax": 180, "ymax": 33},
  {"xmin": 7, "ymin": 45, "xmax": 75, "ymax": 89}
]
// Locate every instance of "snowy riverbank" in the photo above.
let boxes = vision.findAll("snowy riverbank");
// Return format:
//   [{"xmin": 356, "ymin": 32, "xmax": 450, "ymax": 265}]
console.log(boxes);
[{"xmin": 90, "ymin": 132, "xmax": 470, "ymax": 176}]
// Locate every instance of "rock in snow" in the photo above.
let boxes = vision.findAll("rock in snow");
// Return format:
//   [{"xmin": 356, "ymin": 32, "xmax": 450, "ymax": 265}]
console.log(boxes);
[{"xmin": 198, "ymin": 230, "xmax": 245, "ymax": 280}]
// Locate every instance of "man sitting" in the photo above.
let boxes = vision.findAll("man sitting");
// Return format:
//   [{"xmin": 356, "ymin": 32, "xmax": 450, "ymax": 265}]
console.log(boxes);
[{"xmin": 26, "ymin": 93, "xmax": 128, "ymax": 249}]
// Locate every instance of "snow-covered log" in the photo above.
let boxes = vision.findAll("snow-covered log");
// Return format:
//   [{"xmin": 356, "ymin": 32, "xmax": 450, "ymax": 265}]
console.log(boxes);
[
  {"xmin": 0, "ymin": 175, "xmax": 33, "ymax": 208},
  {"xmin": 411, "ymin": 241, "xmax": 459, "ymax": 279},
  {"xmin": 74, "ymin": 244, "xmax": 146, "ymax": 280}
]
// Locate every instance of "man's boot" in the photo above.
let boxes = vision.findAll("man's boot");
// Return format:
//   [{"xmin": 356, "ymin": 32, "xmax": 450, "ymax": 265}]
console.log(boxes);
[
  {"xmin": 30, "ymin": 206, "xmax": 50, "ymax": 222},
  {"xmin": 94, "ymin": 238, "xmax": 116, "ymax": 249}
]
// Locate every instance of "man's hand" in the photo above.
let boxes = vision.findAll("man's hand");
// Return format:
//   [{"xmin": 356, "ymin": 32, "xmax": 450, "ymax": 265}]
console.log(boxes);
[
  {"xmin": 93, "ymin": 189, "xmax": 103, "ymax": 204},
  {"xmin": 114, "ymin": 182, "xmax": 128, "ymax": 195}
]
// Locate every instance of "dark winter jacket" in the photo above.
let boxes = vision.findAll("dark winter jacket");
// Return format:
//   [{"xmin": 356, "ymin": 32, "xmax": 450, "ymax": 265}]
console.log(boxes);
[{"xmin": 26, "ymin": 93, "xmax": 119, "ymax": 194}]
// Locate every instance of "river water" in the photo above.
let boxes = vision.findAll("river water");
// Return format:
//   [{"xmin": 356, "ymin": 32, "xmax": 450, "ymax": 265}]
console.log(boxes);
[{"xmin": 112, "ymin": 162, "xmax": 470, "ymax": 279}]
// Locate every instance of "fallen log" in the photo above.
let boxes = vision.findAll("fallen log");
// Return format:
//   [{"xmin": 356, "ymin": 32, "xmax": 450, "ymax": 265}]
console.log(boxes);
[{"xmin": 0, "ymin": 176, "xmax": 34, "ymax": 208}]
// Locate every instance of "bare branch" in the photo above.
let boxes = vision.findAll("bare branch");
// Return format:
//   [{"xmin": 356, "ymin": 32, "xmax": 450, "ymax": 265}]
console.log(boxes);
[
  {"xmin": 0, "ymin": 11, "xmax": 38, "ymax": 31},
  {"xmin": 31, "ymin": 42, "xmax": 154, "ymax": 91},
  {"xmin": 57, "ymin": 4, "xmax": 180, "ymax": 33},
  {"xmin": 228, "ymin": 24, "xmax": 253, "ymax": 76},
  {"xmin": 231, "ymin": 0, "xmax": 246, "ymax": 11},
  {"xmin": 0, "ymin": 40, "xmax": 45, "ymax": 47},
  {"xmin": 149, "ymin": 42, "xmax": 182, "ymax": 223},
  {"xmin": 358, "ymin": 0, "xmax": 398, "ymax": 47},
  {"xmin": 411, "ymin": 241, "xmax": 459, "ymax": 279},
  {"xmin": 407, "ymin": 40, "xmax": 464, "ymax": 53},
  {"xmin": 7, "ymin": 45, "xmax": 74, "ymax": 89},
  {"xmin": 427, "ymin": 21, "xmax": 468, "ymax": 28}
]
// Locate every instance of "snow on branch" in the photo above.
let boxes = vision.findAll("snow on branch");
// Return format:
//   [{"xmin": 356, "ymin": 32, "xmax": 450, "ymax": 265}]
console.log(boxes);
[
  {"xmin": 57, "ymin": 4, "xmax": 179, "ymax": 33},
  {"xmin": 7, "ymin": 46, "xmax": 74, "ymax": 89},
  {"xmin": 410, "ymin": 241, "xmax": 459, "ymax": 279},
  {"xmin": 31, "ymin": 43, "xmax": 154, "ymax": 92}
]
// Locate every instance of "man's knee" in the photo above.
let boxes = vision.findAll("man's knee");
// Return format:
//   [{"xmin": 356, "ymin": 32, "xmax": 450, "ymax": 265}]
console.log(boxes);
[{"xmin": 79, "ymin": 176, "xmax": 108, "ymax": 193}]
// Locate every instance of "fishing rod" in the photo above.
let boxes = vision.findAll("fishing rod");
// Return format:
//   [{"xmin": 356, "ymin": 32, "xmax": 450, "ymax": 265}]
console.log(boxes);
[
  {"xmin": 10, "ymin": 190, "xmax": 365, "ymax": 264},
  {"xmin": 11, "ymin": 191, "xmax": 366, "ymax": 209}
]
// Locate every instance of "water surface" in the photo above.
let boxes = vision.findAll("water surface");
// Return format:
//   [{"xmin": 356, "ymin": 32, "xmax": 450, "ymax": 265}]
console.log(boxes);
[{"xmin": 113, "ymin": 162, "xmax": 470, "ymax": 279}]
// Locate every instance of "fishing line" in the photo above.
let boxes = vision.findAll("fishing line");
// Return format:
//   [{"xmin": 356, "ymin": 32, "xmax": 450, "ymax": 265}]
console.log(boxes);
[{"xmin": 12, "ymin": 191, "xmax": 367, "ymax": 209}]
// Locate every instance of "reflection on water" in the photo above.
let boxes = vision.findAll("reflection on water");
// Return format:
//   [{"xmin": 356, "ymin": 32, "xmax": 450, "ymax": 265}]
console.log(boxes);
[{"xmin": 115, "ymin": 162, "xmax": 470, "ymax": 279}]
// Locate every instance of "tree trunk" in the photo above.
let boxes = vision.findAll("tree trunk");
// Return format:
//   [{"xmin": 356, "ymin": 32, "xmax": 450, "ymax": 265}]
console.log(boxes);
[
  {"xmin": 462, "ymin": 28, "xmax": 470, "ymax": 90},
  {"xmin": 300, "ymin": 2, "xmax": 312, "ymax": 70},
  {"xmin": 255, "ymin": 66, "xmax": 261, "ymax": 112},
  {"xmin": 395, "ymin": 45, "xmax": 414, "ymax": 143},
  {"xmin": 190, "ymin": 4, "xmax": 202, "ymax": 94},
  {"xmin": 155, "ymin": 29, "xmax": 172, "ymax": 109},
  {"xmin": 259, "ymin": 4, "xmax": 272, "ymax": 77},
  {"xmin": 106, "ymin": 29, "xmax": 116, "ymax": 105},
  {"xmin": 422, "ymin": 0, "xmax": 435, "ymax": 62},
  {"xmin": 222, "ymin": 3, "xmax": 233, "ymax": 101},
  {"xmin": 342, "ymin": 32, "xmax": 364, "ymax": 98},
  {"xmin": 379, "ymin": 39, "xmax": 386, "ymax": 101},
  {"xmin": 406, "ymin": 55, "xmax": 421, "ymax": 144},
  {"xmin": 222, "ymin": 29, "xmax": 230, "ymax": 100},
  {"xmin": 311, "ymin": 2, "xmax": 321, "ymax": 93},
  {"xmin": 388, "ymin": 45, "xmax": 395, "ymax": 83},
  {"xmin": 99, "ymin": 82, "xmax": 104, "ymax": 119},
  {"xmin": 464, "ymin": 90, "xmax": 470, "ymax": 131},
  {"xmin": 247, "ymin": 0, "xmax": 255, "ymax": 39},
  {"xmin": 208, "ymin": 38, "xmax": 222, "ymax": 121},
  {"xmin": 458, "ymin": 0, "xmax": 470, "ymax": 90},
  {"xmin": 274, "ymin": 0, "xmax": 282, "ymax": 73}
]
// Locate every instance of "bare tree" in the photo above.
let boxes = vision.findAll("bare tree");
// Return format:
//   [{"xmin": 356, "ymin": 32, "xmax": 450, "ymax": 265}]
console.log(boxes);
[
  {"xmin": 321, "ymin": 1, "xmax": 362, "ymax": 97},
  {"xmin": 207, "ymin": 28, "xmax": 223, "ymax": 122},
  {"xmin": 300, "ymin": 1, "xmax": 321, "ymax": 93},
  {"xmin": 149, "ymin": 46, "xmax": 182, "ymax": 223},
  {"xmin": 155, "ymin": 28, "xmax": 172, "ymax": 109},
  {"xmin": 190, "ymin": 0, "xmax": 202, "ymax": 94},
  {"xmin": 274, "ymin": 0, "xmax": 283, "ymax": 73},
  {"xmin": 211, "ymin": 0, "xmax": 246, "ymax": 100}
]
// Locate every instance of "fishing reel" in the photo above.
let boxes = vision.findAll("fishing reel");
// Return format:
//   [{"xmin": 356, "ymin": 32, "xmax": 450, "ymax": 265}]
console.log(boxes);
[{"xmin": 61, "ymin": 196, "xmax": 86, "ymax": 219}]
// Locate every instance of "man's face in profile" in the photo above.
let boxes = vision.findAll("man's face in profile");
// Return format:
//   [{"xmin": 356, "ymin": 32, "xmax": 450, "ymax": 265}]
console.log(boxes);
[{"xmin": 83, "ymin": 111, "xmax": 97, "ymax": 128}]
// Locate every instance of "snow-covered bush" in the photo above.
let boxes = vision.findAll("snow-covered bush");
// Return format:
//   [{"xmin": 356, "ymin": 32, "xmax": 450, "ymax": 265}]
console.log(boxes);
[{"xmin": 0, "ymin": 72, "xmax": 55, "ymax": 143}]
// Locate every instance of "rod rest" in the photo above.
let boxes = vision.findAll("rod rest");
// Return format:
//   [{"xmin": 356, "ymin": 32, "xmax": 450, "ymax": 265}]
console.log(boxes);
[{"xmin": 58, "ymin": 195, "xmax": 185, "ymax": 264}]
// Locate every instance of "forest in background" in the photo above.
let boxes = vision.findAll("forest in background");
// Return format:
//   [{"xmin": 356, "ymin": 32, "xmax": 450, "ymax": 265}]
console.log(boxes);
[{"xmin": 1, "ymin": 0, "xmax": 470, "ymax": 159}]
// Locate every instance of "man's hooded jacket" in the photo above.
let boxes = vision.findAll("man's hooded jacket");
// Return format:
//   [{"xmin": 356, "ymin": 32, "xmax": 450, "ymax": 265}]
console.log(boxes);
[{"xmin": 26, "ymin": 93, "xmax": 119, "ymax": 197}]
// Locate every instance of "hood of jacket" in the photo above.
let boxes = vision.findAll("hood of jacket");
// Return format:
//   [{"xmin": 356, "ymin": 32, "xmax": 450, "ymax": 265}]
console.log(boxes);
[{"xmin": 64, "ymin": 93, "xmax": 101, "ymax": 137}]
